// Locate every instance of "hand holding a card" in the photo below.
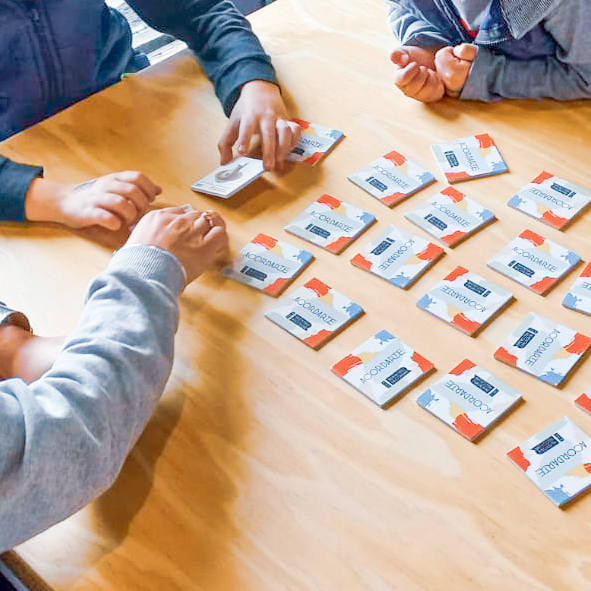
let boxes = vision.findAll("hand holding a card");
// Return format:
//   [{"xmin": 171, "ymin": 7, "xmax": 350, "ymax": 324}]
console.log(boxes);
[
  {"xmin": 218, "ymin": 80, "xmax": 301, "ymax": 171},
  {"xmin": 25, "ymin": 171, "xmax": 162, "ymax": 231},
  {"xmin": 127, "ymin": 206, "xmax": 229, "ymax": 285}
]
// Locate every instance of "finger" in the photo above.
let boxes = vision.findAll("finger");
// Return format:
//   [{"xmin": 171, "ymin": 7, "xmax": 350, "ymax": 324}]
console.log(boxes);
[
  {"xmin": 87, "ymin": 208, "xmax": 123, "ymax": 232},
  {"xmin": 401, "ymin": 65, "xmax": 429, "ymax": 97},
  {"xmin": 218, "ymin": 120, "xmax": 240, "ymax": 165},
  {"xmin": 453, "ymin": 43, "xmax": 477, "ymax": 61},
  {"xmin": 103, "ymin": 181, "xmax": 152, "ymax": 215},
  {"xmin": 393, "ymin": 62, "xmax": 421, "ymax": 88},
  {"xmin": 275, "ymin": 119, "xmax": 297, "ymax": 163},
  {"xmin": 260, "ymin": 114, "xmax": 278, "ymax": 171},
  {"xmin": 390, "ymin": 48, "xmax": 410, "ymax": 67},
  {"xmin": 98, "ymin": 193, "xmax": 140, "ymax": 225},
  {"xmin": 201, "ymin": 209, "xmax": 226, "ymax": 230},
  {"xmin": 236, "ymin": 114, "xmax": 257, "ymax": 157},
  {"xmin": 113, "ymin": 171, "xmax": 162, "ymax": 200}
]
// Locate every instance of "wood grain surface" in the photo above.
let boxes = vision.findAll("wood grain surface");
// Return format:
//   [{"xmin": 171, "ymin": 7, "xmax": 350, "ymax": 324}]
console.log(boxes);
[{"xmin": 3, "ymin": 0, "xmax": 591, "ymax": 589}]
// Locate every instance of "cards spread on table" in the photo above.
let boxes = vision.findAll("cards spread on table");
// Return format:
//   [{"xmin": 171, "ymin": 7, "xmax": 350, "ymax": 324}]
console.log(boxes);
[
  {"xmin": 417, "ymin": 359, "xmax": 522, "ymax": 441},
  {"xmin": 431, "ymin": 133, "xmax": 507, "ymax": 183},
  {"xmin": 287, "ymin": 119, "xmax": 344, "ymax": 166},
  {"xmin": 332, "ymin": 330, "xmax": 433, "ymax": 408},
  {"xmin": 417, "ymin": 266, "xmax": 513, "ymax": 336},
  {"xmin": 223, "ymin": 234, "xmax": 313, "ymax": 296},
  {"xmin": 575, "ymin": 389, "xmax": 591, "ymax": 415},
  {"xmin": 404, "ymin": 186, "xmax": 496, "ymax": 247},
  {"xmin": 350, "ymin": 224, "xmax": 444, "ymax": 288},
  {"xmin": 507, "ymin": 416, "xmax": 591, "ymax": 507},
  {"xmin": 347, "ymin": 149, "xmax": 435, "ymax": 207},
  {"xmin": 508, "ymin": 171, "xmax": 591, "ymax": 230},
  {"xmin": 264, "ymin": 278, "xmax": 363, "ymax": 349},
  {"xmin": 494, "ymin": 312, "xmax": 591, "ymax": 386},
  {"xmin": 562, "ymin": 261, "xmax": 591, "ymax": 315},
  {"xmin": 191, "ymin": 156, "xmax": 264, "ymax": 198},
  {"xmin": 284, "ymin": 194, "xmax": 375, "ymax": 253},
  {"xmin": 487, "ymin": 229, "xmax": 580, "ymax": 295}
]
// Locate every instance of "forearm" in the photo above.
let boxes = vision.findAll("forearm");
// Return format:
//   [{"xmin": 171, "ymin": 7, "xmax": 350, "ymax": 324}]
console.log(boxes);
[
  {"xmin": 127, "ymin": 0, "xmax": 277, "ymax": 115},
  {"xmin": 0, "ymin": 155, "xmax": 43, "ymax": 221},
  {"xmin": 0, "ymin": 244, "xmax": 184, "ymax": 551},
  {"xmin": 462, "ymin": 50, "xmax": 591, "ymax": 100}
]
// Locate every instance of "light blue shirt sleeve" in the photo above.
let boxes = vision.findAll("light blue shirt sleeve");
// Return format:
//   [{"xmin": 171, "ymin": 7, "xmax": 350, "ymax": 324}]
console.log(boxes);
[
  {"xmin": 386, "ymin": 0, "xmax": 453, "ymax": 48},
  {"xmin": 0, "ymin": 244, "xmax": 185, "ymax": 552}
]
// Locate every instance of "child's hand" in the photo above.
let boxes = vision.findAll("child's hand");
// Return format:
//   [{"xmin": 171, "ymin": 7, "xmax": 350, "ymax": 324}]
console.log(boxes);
[
  {"xmin": 218, "ymin": 80, "xmax": 301, "ymax": 172},
  {"xmin": 391, "ymin": 48, "xmax": 445, "ymax": 103},
  {"xmin": 25, "ymin": 171, "xmax": 161, "ymax": 231},
  {"xmin": 434, "ymin": 43, "xmax": 477, "ymax": 97}
]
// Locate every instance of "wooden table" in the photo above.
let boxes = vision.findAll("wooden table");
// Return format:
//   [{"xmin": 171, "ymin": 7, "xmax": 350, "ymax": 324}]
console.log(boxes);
[{"xmin": 4, "ymin": 0, "xmax": 591, "ymax": 589}]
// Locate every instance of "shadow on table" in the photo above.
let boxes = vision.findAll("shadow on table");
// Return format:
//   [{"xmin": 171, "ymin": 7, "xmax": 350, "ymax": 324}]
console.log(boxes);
[{"xmin": 87, "ymin": 291, "xmax": 252, "ymax": 586}]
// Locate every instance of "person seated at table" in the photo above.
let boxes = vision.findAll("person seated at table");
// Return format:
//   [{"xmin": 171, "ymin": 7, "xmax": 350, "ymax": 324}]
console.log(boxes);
[
  {"xmin": 387, "ymin": 0, "xmax": 591, "ymax": 103},
  {"xmin": 0, "ymin": 0, "xmax": 301, "ymax": 229},
  {"xmin": 0, "ymin": 205, "xmax": 228, "ymax": 552}
]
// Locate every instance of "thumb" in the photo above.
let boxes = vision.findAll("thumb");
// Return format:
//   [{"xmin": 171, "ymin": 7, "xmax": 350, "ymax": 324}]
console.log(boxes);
[
  {"xmin": 390, "ymin": 48, "xmax": 410, "ymax": 67},
  {"xmin": 453, "ymin": 43, "xmax": 477, "ymax": 61}
]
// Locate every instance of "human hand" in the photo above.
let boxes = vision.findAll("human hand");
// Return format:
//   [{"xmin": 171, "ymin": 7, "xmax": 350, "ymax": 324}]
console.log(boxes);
[
  {"xmin": 126, "ymin": 206, "xmax": 229, "ymax": 285},
  {"xmin": 390, "ymin": 47, "xmax": 445, "ymax": 103},
  {"xmin": 218, "ymin": 80, "xmax": 301, "ymax": 171},
  {"xmin": 25, "ymin": 171, "xmax": 161, "ymax": 231},
  {"xmin": 434, "ymin": 43, "xmax": 477, "ymax": 97}
]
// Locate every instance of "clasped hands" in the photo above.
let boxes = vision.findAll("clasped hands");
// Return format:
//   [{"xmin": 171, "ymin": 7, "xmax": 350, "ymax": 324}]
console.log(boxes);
[{"xmin": 391, "ymin": 44, "xmax": 477, "ymax": 103}]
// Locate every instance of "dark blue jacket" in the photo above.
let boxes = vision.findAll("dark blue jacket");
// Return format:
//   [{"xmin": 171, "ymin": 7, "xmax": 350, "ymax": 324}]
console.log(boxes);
[{"xmin": 0, "ymin": 0, "xmax": 278, "ymax": 220}]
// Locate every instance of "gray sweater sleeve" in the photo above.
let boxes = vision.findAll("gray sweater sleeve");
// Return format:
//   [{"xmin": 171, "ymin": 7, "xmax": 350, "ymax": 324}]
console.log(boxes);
[
  {"xmin": 462, "ymin": 1, "xmax": 591, "ymax": 100},
  {"xmin": 0, "ymin": 244, "xmax": 185, "ymax": 551}
]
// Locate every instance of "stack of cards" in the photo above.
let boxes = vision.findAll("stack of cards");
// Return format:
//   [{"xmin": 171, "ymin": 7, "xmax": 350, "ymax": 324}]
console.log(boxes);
[
  {"xmin": 575, "ymin": 389, "xmax": 591, "ymax": 415},
  {"xmin": 507, "ymin": 416, "xmax": 591, "ymax": 507},
  {"xmin": 404, "ymin": 186, "xmax": 496, "ymax": 247},
  {"xmin": 191, "ymin": 156, "xmax": 265, "ymax": 198},
  {"xmin": 350, "ymin": 225, "xmax": 444, "ymax": 288},
  {"xmin": 487, "ymin": 229, "xmax": 580, "ymax": 295},
  {"xmin": 562, "ymin": 262, "xmax": 591, "ymax": 315},
  {"xmin": 347, "ymin": 149, "xmax": 435, "ymax": 207},
  {"xmin": 508, "ymin": 171, "xmax": 591, "ymax": 230},
  {"xmin": 332, "ymin": 330, "xmax": 433, "ymax": 408},
  {"xmin": 494, "ymin": 312, "xmax": 591, "ymax": 386},
  {"xmin": 417, "ymin": 359, "xmax": 522, "ymax": 441},
  {"xmin": 417, "ymin": 266, "xmax": 513, "ymax": 336},
  {"xmin": 264, "ymin": 278, "xmax": 363, "ymax": 349},
  {"xmin": 284, "ymin": 194, "xmax": 375, "ymax": 254},
  {"xmin": 287, "ymin": 119, "xmax": 344, "ymax": 166},
  {"xmin": 431, "ymin": 133, "xmax": 508, "ymax": 183},
  {"xmin": 223, "ymin": 234, "xmax": 313, "ymax": 296}
]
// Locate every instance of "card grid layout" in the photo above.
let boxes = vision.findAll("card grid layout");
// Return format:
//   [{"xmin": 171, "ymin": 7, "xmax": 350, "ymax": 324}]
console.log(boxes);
[{"xmin": 185, "ymin": 119, "xmax": 591, "ymax": 509}]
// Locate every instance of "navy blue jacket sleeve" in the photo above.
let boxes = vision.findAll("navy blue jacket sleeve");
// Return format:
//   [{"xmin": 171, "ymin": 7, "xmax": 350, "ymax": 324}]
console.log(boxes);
[
  {"xmin": 126, "ymin": 0, "xmax": 279, "ymax": 116},
  {"xmin": 0, "ymin": 155, "xmax": 43, "ymax": 221}
]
